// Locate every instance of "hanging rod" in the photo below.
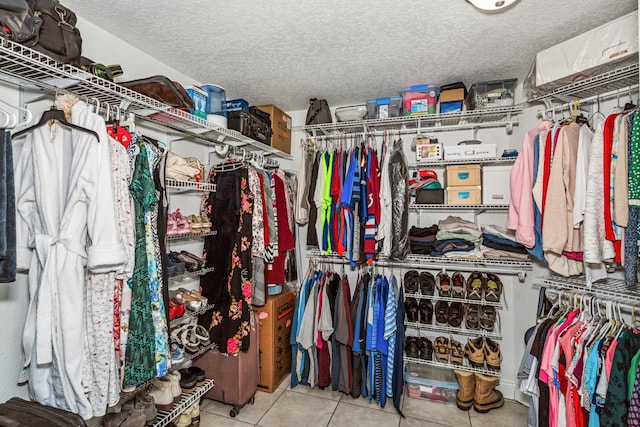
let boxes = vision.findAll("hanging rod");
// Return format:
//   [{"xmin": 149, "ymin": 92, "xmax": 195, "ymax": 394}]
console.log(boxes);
[
  {"xmin": 539, "ymin": 83, "xmax": 640, "ymax": 117},
  {"xmin": 544, "ymin": 288, "xmax": 639, "ymax": 316}
]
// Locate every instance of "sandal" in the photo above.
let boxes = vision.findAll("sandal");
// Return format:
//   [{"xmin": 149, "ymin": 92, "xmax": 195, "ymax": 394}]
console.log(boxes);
[
  {"xmin": 434, "ymin": 336, "xmax": 449, "ymax": 362},
  {"xmin": 435, "ymin": 301, "xmax": 449, "ymax": 326},
  {"xmin": 449, "ymin": 337, "xmax": 464, "ymax": 365},
  {"xmin": 186, "ymin": 215, "xmax": 203, "ymax": 233},
  {"xmin": 198, "ymin": 215, "xmax": 212, "ymax": 232},
  {"xmin": 419, "ymin": 271, "xmax": 435, "ymax": 296},
  {"xmin": 485, "ymin": 273, "xmax": 503, "ymax": 303},
  {"xmin": 419, "ymin": 337, "xmax": 433, "ymax": 361},
  {"xmin": 403, "ymin": 270, "xmax": 420, "ymax": 294},
  {"xmin": 419, "ymin": 299, "xmax": 433, "ymax": 324},
  {"xmin": 466, "ymin": 271, "xmax": 484, "ymax": 300},
  {"xmin": 465, "ymin": 304, "xmax": 481, "ymax": 330},
  {"xmin": 448, "ymin": 302, "xmax": 463, "ymax": 328},
  {"xmin": 173, "ymin": 209, "xmax": 192, "ymax": 235},
  {"xmin": 405, "ymin": 336, "xmax": 420, "ymax": 358},
  {"xmin": 180, "ymin": 251, "xmax": 206, "ymax": 270},
  {"xmin": 480, "ymin": 306, "xmax": 496, "ymax": 332},
  {"xmin": 193, "ymin": 325, "xmax": 211, "ymax": 346},
  {"xmin": 436, "ymin": 272, "xmax": 451, "ymax": 297},
  {"xmin": 465, "ymin": 337, "xmax": 485, "ymax": 368},
  {"xmin": 405, "ymin": 298, "xmax": 418, "ymax": 322},
  {"xmin": 484, "ymin": 337, "xmax": 502, "ymax": 371},
  {"xmin": 451, "ymin": 272, "xmax": 466, "ymax": 299},
  {"xmin": 173, "ymin": 325, "xmax": 200, "ymax": 353}
]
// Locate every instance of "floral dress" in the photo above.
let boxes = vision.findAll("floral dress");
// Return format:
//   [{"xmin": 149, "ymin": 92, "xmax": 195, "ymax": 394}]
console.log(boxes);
[{"xmin": 199, "ymin": 167, "xmax": 253, "ymax": 354}]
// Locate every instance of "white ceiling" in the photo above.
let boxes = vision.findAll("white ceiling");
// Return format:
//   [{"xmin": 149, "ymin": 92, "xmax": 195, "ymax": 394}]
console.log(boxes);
[{"xmin": 64, "ymin": 0, "xmax": 637, "ymax": 112}]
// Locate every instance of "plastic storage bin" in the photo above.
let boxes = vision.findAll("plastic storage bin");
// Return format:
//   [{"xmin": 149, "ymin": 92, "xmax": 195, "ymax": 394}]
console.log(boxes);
[
  {"xmin": 201, "ymin": 84, "xmax": 227, "ymax": 117},
  {"xmin": 335, "ymin": 105, "xmax": 368, "ymax": 122},
  {"xmin": 401, "ymin": 84, "xmax": 440, "ymax": 115},
  {"xmin": 467, "ymin": 79, "xmax": 517, "ymax": 110},
  {"xmin": 224, "ymin": 98, "xmax": 250, "ymax": 113},
  {"xmin": 404, "ymin": 363, "xmax": 459, "ymax": 403},
  {"xmin": 366, "ymin": 96, "xmax": 402, "ymax": 119},
  {"xmin": 186, "ymin": 86, "xmax": 208, "ymax": 119}
]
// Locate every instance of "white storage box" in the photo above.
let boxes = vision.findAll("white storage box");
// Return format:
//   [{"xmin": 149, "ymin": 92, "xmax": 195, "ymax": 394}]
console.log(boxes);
[
  {"xmin": 482, "ymin": 165, "xmax": 511, "ymax": 205},
  {"xmin": 444, "ymin": 144, "xmax": 496, "ymax": 161},
  {"xmin": 404, "ymin": 363, "xmax": 459, "ymax": 404},
  {"xmin": 535, "ymin": 10, "xmax": 638, "ymax": 88}
]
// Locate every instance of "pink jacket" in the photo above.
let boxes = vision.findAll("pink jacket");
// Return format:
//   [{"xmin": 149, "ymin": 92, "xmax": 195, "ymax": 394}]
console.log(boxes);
[{"xmin": 507, "ymin": 122, "xmax": 553, "ymax": 248}]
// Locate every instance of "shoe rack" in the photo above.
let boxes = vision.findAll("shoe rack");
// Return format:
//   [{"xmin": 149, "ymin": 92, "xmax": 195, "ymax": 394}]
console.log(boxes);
[{"xmin": 152, "ymin": 378, "xmax": 214, "ymax": 427}]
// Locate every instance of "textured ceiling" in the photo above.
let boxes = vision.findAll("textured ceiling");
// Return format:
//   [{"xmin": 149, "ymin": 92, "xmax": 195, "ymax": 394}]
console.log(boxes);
[{"xmin": 64, "ymin": 0, "xmax": 637, "ymax": 112}]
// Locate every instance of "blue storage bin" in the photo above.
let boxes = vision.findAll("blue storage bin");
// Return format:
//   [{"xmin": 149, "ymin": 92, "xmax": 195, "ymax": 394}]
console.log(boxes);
[
  {"xmin": 201, "ymin": 84, "xmax": 227, "ymax": 117},
  {"xmin": 224, "ymin": 98, "xmax": 250, "ymax": 113},
  {"xmin": 366, "ymin": 96, "xmax": 402, "ymax": 119}
]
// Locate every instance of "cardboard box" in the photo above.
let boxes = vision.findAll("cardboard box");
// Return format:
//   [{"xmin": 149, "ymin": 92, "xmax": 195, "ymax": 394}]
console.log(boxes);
[
  {"xmin": 446, "ymin": 164, "xmax": 481, "ymax": 187},
  {"xmin": 256, "ymin": 104, "xmax": 292, "ymax": 154},
  {"xmin": 482, "ymin": 165, "xmax": 511, "ymax": 205},
  {"xmin": 444, "ymin": 144, "xmax": 497, "ymax": 161},
  {"xmin": 415, "ymin": 137, "xmax": 442, "ymax": 161},
  {"xmin": 535, "ymin": 11, "xmax": 638, "ymax": 88},
  {"xmin": 447, "ymin": 186, "xmax": 481, "ymax": 205},
  {"xmin": 256, "ymin": 291, "xmax": 295, "ymax": 393}
]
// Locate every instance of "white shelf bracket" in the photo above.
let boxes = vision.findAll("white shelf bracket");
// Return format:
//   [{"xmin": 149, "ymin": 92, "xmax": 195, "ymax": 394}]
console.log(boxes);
[{"xmin": 518, "ymin": 271, "xmax": 526, "ymax": 282}]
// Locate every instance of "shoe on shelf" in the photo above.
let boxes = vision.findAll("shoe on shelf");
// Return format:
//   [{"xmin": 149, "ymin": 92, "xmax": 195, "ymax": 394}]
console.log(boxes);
[
  {"xmin": 465, "ymin": 337, "xmax": 485, "ymax": 369},
  {"xmin": 179, "ymin": 288, "xmax": 208, "ymax": 307},
  {"xmin": 405, "ymin": 298, "xmax": 418, "ymax": 323},
  {"xmin": 403, "ymin": 270, "xmax": 420, "ymax": 294},
  {"xmin": 193, "ymin": 325, "xmax": 211, "ymax": 346},
  {"xmin": 179, "ymin": 251, "xmax": 205, "ymax": 270},
  {"xmin": 171, "ymin": 252, "xmax": 199, "ymax": 272},
  {"xmin": 166, "ymin": 212, "xmax": 179, "ymax": 236},
  {"xmin": 419, "ymin": 271, "xmax": 435, "ymax": 296},
  {"xmin": 484, "ymin": 337, "xmax": 502, "ymax": 372},
  {"xmin": 466, "ymin": 272, "xmax": 484, "ymax": 300},
  {"xmin": 179, "ymin": 369, "xmax": 198, "ymax": 393},
  {"xmin": 434, "ymin": 300, "xmax": 449, "ymax": 326},
  {"xmin": 168, "ymin": 298, "xmax": 185, "ymax": 321},
  {"xmin": 103, "ymin": 407, "xmax": 146, "ymax": 427},
  {"xmin": 187, "ymin": 401, "xmax": 200, "ymax": 427},
  {"xmin": 484, "ymin": 273, "xmax": 503, "ymax": 303},
  {"xmin": 168, "ymin": 253, "xmax": 186, "ymax": 275},
  {"xmin": 451, "ymin": 272, "xmax": 466, "ymax": 299},
  {"xmin": 405, "ymin": 336, "xmax": 420, "ymax": 358},
  {"xmin": 418, "ymin": 299, "xmax": 433, "ymax": 324},
  {"xmin": 198, "ymin": 215, "xmax": 212, "ymax": 233},
  {"xmin": 465, "ymin": 304, "xmax": 481, "ymax": 330},
  {"xmin": 122, "ymin": 390, "xmax": 157, "ymax": 426},
  {"xmin": 172, "ymin": 209, "xmax": 192, "ymax": 235},
  {"xmin": 448, "ymin": 302, "xmax": 464, "ymax": 328},
  {"xmin": 171, "ymin": 412, "xmax": 192, "ymax": 427},
  {"xmin": 418, "ymin": 337, "xmax": 433, "ymax": 361},
  {"xmin": 436, "ymin": 272, "xmax": 451, "ymax": 297},
  {"xmin": 182, "ymin": 366, "xmax": 206, "ymax": 386},
  {"xmin": 434, "ymin": 336, "xmax": 449, "ymax": 362},
  {"xmin": 449, "ymin": 337, "xmax": 464, "ymax": 365},
  {"xmin": 170, "ymin": 337, "xmax": 185, "ymax": 364},
  {"xmin": 149, "ymin": 378, "xmax": 174, "ymax": 412},
  {"xmin": 173, "ymin": 291, "xmax": 202, "ymax": 311},
  {"xmin": 480, "ymin": 306, "xmax": 497, "ymax": 332},
  {"xmin": 165, "ymin": 371, "xmax": 182, "ymax": 403},
  {"xmin": 186, "ymin": 214, "xmax": 203, "ymax": 233}
]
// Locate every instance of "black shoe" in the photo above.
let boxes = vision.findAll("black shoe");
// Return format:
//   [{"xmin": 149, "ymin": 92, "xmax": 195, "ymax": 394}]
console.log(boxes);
[
  {"xmin": 184, "ymin": 366, "xmax": 206, "ymax": 386},
  {"xmin": 405, "ymin": 336, "xmax": 420, "ymax": 358},
  {"xmin": 404, "ymin": 270, "xmax": 420, "ymax": 294},
  {"xmin": 405, "ymin": 298, "xmax": 419, "ymax": 322},
  {"xmin": 419, "ymin": 300, "xmax": 433, "ymax": 324},
  {"xmin": 419, "ymin": 271, "xmax": 435, "ymax": 296},
  {"xmin": 418, "ymin": 337, "xmax": 433, "ymax": 360}
]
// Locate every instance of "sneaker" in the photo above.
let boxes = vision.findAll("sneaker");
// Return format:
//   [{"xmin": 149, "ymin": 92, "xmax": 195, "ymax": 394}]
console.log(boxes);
[{"xmin": 170, "ymin": 338, "xmax": 185, "ymax": 364}]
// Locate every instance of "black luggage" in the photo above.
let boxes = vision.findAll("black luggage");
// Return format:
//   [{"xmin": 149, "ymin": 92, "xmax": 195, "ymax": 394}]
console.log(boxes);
[
  {"xmin": 227, "ymin": 110, "xmax": 273, "ymax": 145},
  {"xmin": 0, "ymin": 397, "xmax": 87, "ymax": 427}
]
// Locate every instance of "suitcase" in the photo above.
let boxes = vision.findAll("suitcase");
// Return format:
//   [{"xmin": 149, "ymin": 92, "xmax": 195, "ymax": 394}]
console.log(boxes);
[
  {"xmin": 0, "ymin": 397, "xmax": 87, "ymax": 427},
  {"xmin": 227, "ymin": 110, "xmax": 273, "ymax": 145},
  {"xmin": 193, "ymin": 317, "xmax": 259, "ymax": 418}
]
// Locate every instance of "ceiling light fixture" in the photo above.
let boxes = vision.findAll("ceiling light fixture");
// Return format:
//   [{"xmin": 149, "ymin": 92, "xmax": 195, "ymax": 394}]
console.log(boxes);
[{"xmin": 466, "ymin": 0, "xmax": 518, "ymax": 11}]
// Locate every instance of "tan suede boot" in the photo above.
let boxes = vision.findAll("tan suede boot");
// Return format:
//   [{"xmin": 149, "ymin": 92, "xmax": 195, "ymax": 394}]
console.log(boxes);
[
  {"xmin": 453, "ymin": 369, "xmax": 475, "ymax": 411},
  {"xmin": 473, "ymin": 373, "xmax": 504, "ymax": 413}
]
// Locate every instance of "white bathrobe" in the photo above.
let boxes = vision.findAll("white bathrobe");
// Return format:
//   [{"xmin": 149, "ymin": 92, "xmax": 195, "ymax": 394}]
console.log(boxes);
[{"xmin": 16, "ymin": 101, "xmax": 127, "ymax": 419}]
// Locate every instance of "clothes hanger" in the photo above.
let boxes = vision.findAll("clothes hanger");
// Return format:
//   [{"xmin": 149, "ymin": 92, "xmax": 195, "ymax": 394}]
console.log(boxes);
[
  {"xmin": 13, "ymin": 106, "xmax": 100, "ymax": 140},
  {"xmin": 0, "ymin": 97, "xmax": 33, "ymax": 130}
]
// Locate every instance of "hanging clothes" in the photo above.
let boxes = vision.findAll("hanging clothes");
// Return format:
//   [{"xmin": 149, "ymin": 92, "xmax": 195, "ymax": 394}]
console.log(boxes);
[
  {"xmin": 16, "ymin": 101, "xmax": 127, "ymax": 419},
  {"xmin": 0, "ymin": 130, "xmax": 15, "ymax": 282}
]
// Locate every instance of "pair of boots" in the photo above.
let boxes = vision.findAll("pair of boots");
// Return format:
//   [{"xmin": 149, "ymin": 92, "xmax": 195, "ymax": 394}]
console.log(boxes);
[
  {"xmin": 454, "ymin": 370, "xmax": 504, "ymax": 413},
  {"xmin": 102, "ymin": 390, "xmax": 157, "ymax": 427}
]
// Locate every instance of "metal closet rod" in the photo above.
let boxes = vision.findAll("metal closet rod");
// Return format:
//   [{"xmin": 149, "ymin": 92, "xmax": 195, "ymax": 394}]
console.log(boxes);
[
  {"xmin": 542, "ymin": 83, "xmax": 640, "ymax": 114},
  {"xmin": 544, "ymin": 287, "xmax": 639, "ymax": 315}
]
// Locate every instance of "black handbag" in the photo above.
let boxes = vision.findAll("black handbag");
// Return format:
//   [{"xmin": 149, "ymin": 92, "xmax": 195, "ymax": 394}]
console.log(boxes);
[
  {"xmin": 0, "ymin": 0, "xmax": 83, "ymax": 66},
  {"xmin": 305, "ymin": 98, "xmax": 332, "ymax": 125}
]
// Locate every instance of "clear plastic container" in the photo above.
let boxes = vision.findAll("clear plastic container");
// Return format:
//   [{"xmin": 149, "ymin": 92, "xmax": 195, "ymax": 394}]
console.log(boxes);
[
  {"xmin": 401, "ymin": 84, "xmax": 440, "ymax": 115},
  {"xmin": 467, "ymin": 79, "xmax": 517, "ymax": 110},
  {"xmin": 201, "ymin": 84, "xmax": 227, "ymax": 117},
  {"xmin": 366, "ymin": 96, "xmax": 402, "ymax": 119},
  {"xmin": 404, "ymin": 363, "xmax": 459, "ymax": 404}
]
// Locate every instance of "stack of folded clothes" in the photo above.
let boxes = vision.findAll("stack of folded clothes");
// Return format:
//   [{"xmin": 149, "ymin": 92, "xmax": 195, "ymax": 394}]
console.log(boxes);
[
  {"xmin": 480, "ymin": 224, "xmax": 529, "ymax": 260},
  {"xmin": 408, "ymin": 225, "xmax": 439, "ymax": 255},
  {"xmin": 432, "ymin": 216, "xmax": 483, "ymax": 258}
]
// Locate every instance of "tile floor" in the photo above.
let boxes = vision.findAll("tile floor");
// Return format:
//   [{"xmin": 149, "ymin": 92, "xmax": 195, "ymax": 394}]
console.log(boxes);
[{"xmin": 199, "ymin": 374, "xmax": 529, "ymax": 427}]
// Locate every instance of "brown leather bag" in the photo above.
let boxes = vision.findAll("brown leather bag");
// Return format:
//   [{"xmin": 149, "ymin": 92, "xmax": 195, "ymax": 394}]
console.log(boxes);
[
  {"xmin": 120, "ymin": 75, "xmax": 195, "ymax": 109},
  {"xmin": 0, "ymin": 397, "xmax": 87, "ymax": 426}
]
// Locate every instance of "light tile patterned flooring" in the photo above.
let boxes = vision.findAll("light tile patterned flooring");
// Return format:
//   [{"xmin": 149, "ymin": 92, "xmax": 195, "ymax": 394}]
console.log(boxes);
[{"xmin": 198, "ymin": 374, "xmax": 529, "ymax": 427}]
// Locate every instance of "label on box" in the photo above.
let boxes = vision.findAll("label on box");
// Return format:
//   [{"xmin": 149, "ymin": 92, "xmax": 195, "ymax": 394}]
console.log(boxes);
[
  {"xmin": 411, "ymin": 99, "xmax": 429, "ymax": 114},
  {"xmin": 379, "ymin": 104, "xmax": 389, "ymax": 119},
  {"xmin": 416, "ymin": 138, "xmax": 442, "ymax": 161}
]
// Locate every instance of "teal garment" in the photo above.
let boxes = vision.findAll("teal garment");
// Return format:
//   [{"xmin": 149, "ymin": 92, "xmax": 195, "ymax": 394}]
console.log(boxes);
[
  {"xmin": 434, "ymin": 230, "xmax": 482, "ymax": 245},
  {"xmin": 601, "ymin": 328, "xmax": 640, "ymax": 426},
  {"xmin": 123, "ymin": 141, "xmax": 158, "ymax": 388},
  {"xmin": 630, "ymin": 113, "xmax": 640, "ymax": 206},
  {"xmin": 628, "ymin": 347, "xmax": 640, "ymax": 401}
]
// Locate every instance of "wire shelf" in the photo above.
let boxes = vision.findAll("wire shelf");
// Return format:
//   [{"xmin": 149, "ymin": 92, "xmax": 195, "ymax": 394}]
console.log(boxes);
[
  {"xmin": 169, "ymin": 303, "xmax": 216, "ymax": 329},
  {"xmin": 410, "ymin": 204, "xmax": 509, "ymax": 211},
  {"xmin": 307, "ymin": 249, "xmax": 532, "ymax": 275},
  {"xmin": 529, "ymin": 63, "xmax": 640, "ymax": 102},
  {"xmin": 409, "ymin": 157, "xmax": 516, "ymax": 168},
  {"xmin": 404, "ymin": 292, "xmax": 503, "ymax": 309},
  {"xmin": 153, "ymin": 379, "xmax": 214, "ymax": 427},
  {"xmin": 165, "ymin": 179, "xmax": 216, "ymax": 193},
  {"xmin": 169, "ymin": 267, "xmax": 215, "ymax": 284},
  {"xmin": 301, "ymin": 106, "xmax": 523, "ymax": 135},
  {"xmin": 403, "ymin": 356, "xmax": 501, "ymax": 377},
  {"xmin": 167, "ymin": 230, "xmax": 217, "ymax": 241},
  {"xmin": 534, "ymin": 276, "xmax": 640, "ymax": 306},
  {"xmin": 0, "ymin": 39, "xmax": 291, "ymax": 159},
  {"xmin": 404, "ymin": 321, "xmax": 501, "ymax": 340}
]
